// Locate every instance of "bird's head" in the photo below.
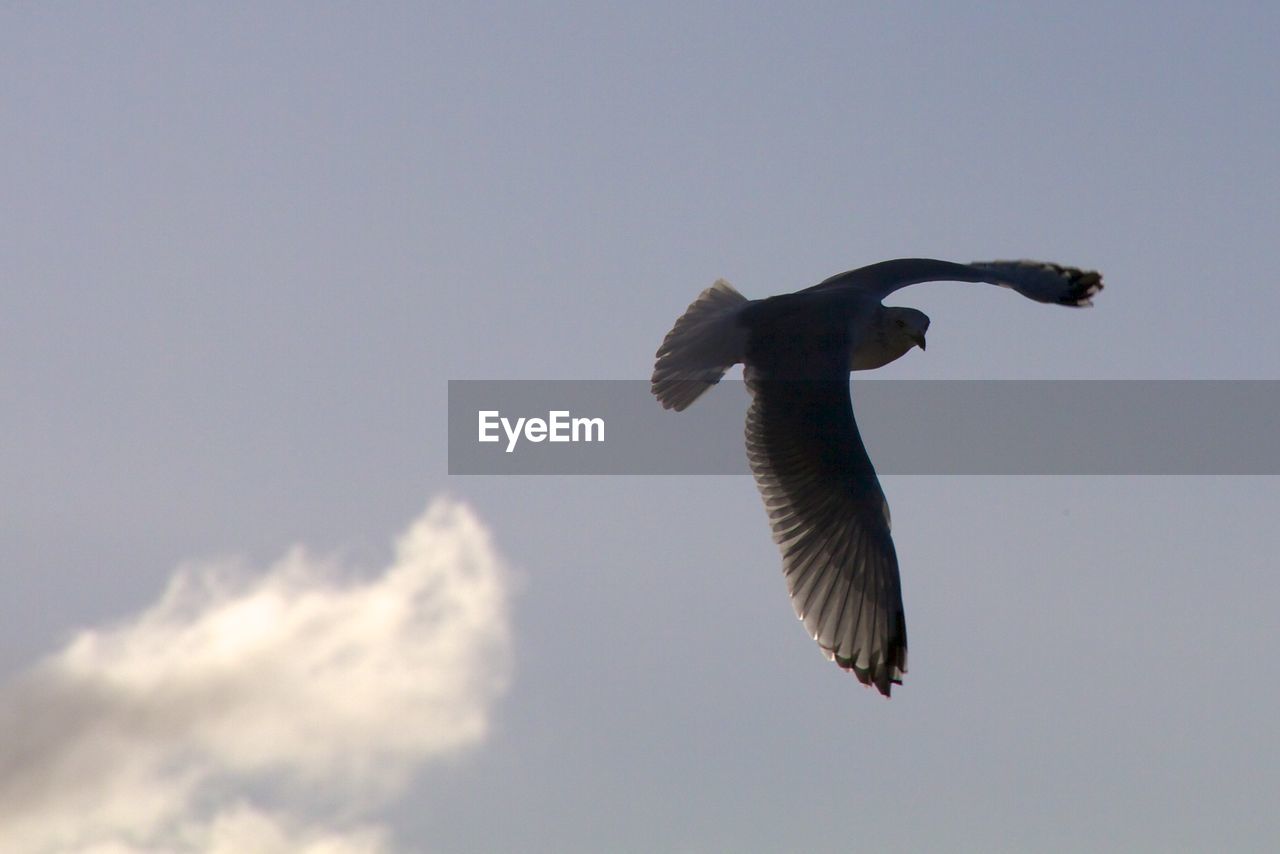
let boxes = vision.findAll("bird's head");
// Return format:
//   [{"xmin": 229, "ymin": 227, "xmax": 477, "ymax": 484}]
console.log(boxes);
[
  {"xmin": 886, "ymin": 307, "xmax": 930, "ymax": 353},
  {"xmin": 852, "ymin": 306, "xmax": 930, "ymax": 371}
]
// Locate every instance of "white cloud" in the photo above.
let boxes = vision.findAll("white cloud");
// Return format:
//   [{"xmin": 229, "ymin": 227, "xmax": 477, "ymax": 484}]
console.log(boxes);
[{"xmin": 0, "ymin": 497, "xmax": 512, "ymax": 854}]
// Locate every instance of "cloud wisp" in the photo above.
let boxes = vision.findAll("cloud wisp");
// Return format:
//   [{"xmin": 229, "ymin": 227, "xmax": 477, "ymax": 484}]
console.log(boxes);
[{"xmin": 0, "ymin": 497, "xmax": 512, "ymax": 853}]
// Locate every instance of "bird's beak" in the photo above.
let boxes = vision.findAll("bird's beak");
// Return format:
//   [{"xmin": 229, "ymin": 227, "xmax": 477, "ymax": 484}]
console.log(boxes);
[{"xmin": 910, "ymin": 331, "xmax": 927, "ymax": 351}]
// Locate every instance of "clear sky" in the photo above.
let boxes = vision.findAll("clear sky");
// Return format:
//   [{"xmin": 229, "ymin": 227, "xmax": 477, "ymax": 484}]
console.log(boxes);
[{"xmin": 3, "ymin": 3, "xmax": 1279, "ymax": 852}]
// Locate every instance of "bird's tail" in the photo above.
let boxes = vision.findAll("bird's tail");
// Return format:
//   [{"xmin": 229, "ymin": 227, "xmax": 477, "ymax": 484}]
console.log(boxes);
[{"xmin": 651, "ymin": 279, "xmax": 749, "ymax": 411}]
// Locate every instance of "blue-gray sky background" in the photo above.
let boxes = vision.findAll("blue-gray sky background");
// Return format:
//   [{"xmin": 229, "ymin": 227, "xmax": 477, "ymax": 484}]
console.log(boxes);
[{"xmin": 3, "ymin": 3, "xmax": 1278, "ymax": 852}]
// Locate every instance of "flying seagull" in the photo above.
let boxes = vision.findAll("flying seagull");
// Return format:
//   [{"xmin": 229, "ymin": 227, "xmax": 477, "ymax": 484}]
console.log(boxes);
[{"xmin": 651, "ymin": 259, "xmax": 1103, "ymax": 696}]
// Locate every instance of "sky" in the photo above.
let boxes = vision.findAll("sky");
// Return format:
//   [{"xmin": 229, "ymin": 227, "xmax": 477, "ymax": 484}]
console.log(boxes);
[{"xmin": 2, "ymin": 3, "xmax": 1279, "ymax": 852}]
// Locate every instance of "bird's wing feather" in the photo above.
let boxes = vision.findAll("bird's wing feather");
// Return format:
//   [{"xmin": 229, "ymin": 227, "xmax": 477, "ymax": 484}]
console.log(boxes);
[
  {"xmin": 802, "ymin": 258, "xmax": 1102, "ymax": 307},
  {"xmin": 743, "ymin": 319, "xmax": 907, "ymax": 696}
]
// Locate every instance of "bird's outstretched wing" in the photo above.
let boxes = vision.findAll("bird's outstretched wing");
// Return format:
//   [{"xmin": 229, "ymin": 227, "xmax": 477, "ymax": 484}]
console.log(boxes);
[
  {"xmin": 743, "ymin": 319, "xmax": 907, "ymax": 696},
  {"xmin": 803, "ymin": 258, "xmax": 1103, "ymax": 307}
]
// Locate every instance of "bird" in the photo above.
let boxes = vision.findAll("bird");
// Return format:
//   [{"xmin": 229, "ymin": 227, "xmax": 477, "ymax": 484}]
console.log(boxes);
[{"xmin": 650, "ymin": 259, "xmax": 1103, "ymax": 696}]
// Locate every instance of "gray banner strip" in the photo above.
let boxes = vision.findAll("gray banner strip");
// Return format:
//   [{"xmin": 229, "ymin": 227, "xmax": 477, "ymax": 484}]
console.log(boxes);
[{"xmin": 448, "ymin": 380, "xmax": 1280, "ymax": 475}]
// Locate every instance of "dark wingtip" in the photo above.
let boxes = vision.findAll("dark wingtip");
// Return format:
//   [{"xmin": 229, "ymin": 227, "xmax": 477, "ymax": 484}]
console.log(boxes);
[
  {"xmin": 833, "ymin": 652, "xmax": 905, "ymax": 698},
  {"xmin": 1058, "ymin": 267, "xmax": 1105, "ymax": 308}
]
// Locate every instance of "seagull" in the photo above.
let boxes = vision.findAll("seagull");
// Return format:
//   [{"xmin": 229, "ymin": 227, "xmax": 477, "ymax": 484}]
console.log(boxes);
[{"xmin": 651, "ymin": 259, "xmax": 1103, "ymax": 696}]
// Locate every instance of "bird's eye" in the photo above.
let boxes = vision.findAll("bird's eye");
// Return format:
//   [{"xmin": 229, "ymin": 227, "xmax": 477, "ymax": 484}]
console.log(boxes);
[{"xmin": 895, "ymin": 319, "xmax": 905, "ymax": 328}]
